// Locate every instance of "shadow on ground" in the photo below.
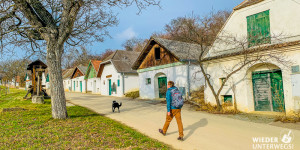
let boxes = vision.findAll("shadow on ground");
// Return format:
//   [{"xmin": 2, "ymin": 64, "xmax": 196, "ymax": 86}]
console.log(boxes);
[{"xmin": 167, "ymin": 118, "xmax": 208, "ymax": 140}]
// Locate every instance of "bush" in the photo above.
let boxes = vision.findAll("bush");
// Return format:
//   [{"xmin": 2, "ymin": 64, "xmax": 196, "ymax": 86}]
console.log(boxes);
[
  {"xmin": 274, "ymin": 113, "xmax": 300, "ymax": 123},
  {"xmin": 125, "ymin": 91, "xmax": 139, "ymax": 99}
]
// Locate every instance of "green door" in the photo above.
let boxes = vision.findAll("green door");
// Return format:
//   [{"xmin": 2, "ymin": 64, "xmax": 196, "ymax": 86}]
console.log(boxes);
[
  {"xmin": 252, "ymin": 70, "xmax": 285, "ymax": 112},
  {"xmin": 73, "ymin": 81, "xmax": 75, "ymax": 91},
  {"xmin": 108, "ymin": 79, "xmax": 112, "ymax": 96},
  {"xmin": 252, "ymin": 73, "xmax": 271, "ymax": 111},
  {"xmin": 80, "ymin": 81, "xmax": 82, "ymax": 92},
  {"xmin": 270, "ymin": 71, "xmax": 285, "ymax": 112},
  {"xmin": 158, "ymin": 77, "xmax": 167, "ymax": 98}
]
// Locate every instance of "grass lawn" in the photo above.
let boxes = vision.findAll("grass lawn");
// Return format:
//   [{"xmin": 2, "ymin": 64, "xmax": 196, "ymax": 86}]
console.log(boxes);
[{"xmin": 0, "ymin": 88, "xmax": 169, "ymax": 149}]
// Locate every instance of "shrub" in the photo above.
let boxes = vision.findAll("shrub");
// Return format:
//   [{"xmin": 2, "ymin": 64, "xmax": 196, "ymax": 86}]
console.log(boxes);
[{"xmin": 125, "ymin": 91, "xmax": 139, "ymax": 99}]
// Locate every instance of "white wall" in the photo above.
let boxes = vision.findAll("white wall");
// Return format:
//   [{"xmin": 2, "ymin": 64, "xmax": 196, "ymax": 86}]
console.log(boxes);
[
  {"xmin": 100, "ymin": 63, "xmax": 139, "ymax": 97},
  {"xmin": 87, "ymin": 78, "xmax": 101, "ymax": 94},
  {"xmin": 208, "ymin": 0, "xmax": 300, "ymax": 57},
  {"xmin": 138, "ymin": 64, "xmax": 205, "ymax": 99},
  {"xmin": 124, "ymin": 73, "xmax": 139, "ymax": 93},
  {"xmin": 71, "ymin": 76, "xmax": 86, "ymax": 93},
  {"xmin": 63, "ymin": 79, "xmax": 72, "ymax": 91}
]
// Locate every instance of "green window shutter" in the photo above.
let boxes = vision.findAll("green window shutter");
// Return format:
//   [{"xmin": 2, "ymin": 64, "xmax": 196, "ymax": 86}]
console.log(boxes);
[
  {"xmin": 117, "ymin": 79, "xmax": 120, "ymax": 87},
  {"xmin": 247, "ymin": 10, "xmax": 270, "ymax": 47},
  {"xmin": 46, "ymin": 74, "xmax": 49, "ymax": 82}
]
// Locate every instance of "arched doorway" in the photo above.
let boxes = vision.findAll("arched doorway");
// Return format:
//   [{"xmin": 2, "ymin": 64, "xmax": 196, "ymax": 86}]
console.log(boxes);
[
  {"xmin": 154, "ymin": 73, "xmax": 167, "ymax": 98},
  {"xmin": 249, "ymin": 63, "xmax": 285, "ymax": 112}
]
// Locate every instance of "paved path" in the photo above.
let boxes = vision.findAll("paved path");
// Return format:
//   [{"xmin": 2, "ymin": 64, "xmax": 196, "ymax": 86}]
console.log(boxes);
[{"xmin": 66, "ymin": 92, "xmax": 300, "ymax": 150}]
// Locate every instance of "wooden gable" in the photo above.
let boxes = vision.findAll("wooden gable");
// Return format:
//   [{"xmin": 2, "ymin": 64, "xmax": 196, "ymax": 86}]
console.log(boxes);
[
  {"xmin": 71, "ymin": 68, "xmax": 84, "ymax": 79},
  {"xmin": 138, "ymin": 44, "xmax": 179, "ymax": 69}
]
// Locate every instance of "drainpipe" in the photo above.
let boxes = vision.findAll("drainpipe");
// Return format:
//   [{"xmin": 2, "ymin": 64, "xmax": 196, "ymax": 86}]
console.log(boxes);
[
  {"xmin": 186, "ymin": 60, "xmax": 191, "ymax": 100},
  {"xmin": 122, "ymin": 73, "xmax": 125, "ymax": 95}
]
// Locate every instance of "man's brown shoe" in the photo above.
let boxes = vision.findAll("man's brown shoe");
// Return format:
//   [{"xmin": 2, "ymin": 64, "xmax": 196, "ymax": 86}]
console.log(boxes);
[
  {"xmin": 177, "ymin": 137, "xmax": 184, "ymax": 141},
  {"xmin": 158, "ymin": 129, "xmax": 166, "ymax": 136}
]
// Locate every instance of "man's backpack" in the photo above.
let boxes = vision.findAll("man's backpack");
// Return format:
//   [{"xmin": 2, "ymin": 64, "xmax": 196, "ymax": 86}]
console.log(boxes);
[{"xmin": 171, "ymin": 88, "xmax": 184, "ymax": 108}]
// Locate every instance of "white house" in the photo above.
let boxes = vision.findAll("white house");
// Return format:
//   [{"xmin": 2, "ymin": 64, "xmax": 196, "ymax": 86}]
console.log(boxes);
[
  {"xmin": 85, "ymin": 60, "xmax": 101, "ymax": 94},
  {"xmin": 63, "ymin": 68, "xmax": 75, "ymax": 92},
  {"xmin": 132, "ymin": 37, "xmax": 205, "ymax": 99},
  {"xmin": 24, "ymin": 71, "xmax": 48, "ymax": 90},
  {"xmin": 97, "ymin": 50, "xmax": 140, "ymax": 97},
  {"xmin": 203, "ymin": 0, "xmax": 300, "ymax": 114},
  {"xmin": 70, "ymin": 65, "xmax": 87, "ymax": 93}
]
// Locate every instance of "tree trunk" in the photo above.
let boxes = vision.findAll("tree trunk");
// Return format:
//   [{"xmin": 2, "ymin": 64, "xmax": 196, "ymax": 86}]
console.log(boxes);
[
  {"xmin": 199, "ymin": 63, "xmax": 222, "ymax": 110},
  {"xmin": 46, "ymin": 40, "xmax": 68, "ymax": 119}
]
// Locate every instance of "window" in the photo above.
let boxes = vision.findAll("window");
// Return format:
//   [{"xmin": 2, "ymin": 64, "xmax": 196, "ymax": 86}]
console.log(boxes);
[
  {"xmin": 146, "ymin": 78, "xmax": 151, "ymax": 85},
  {"xmin": 247, "ymin": 10, "xmax": 271, "ymax": 47},
  {"xmin": 292, "ymin": 65, "xmax": 300, "ymax": 73},
  {"xmin": 155, "ymin": 47, "xmax": 161, "ymax": 60},
  {"xmin": 117, "ymin": 79, "xmax": 120, "ymax": 87},
  {"xmin": 223, "ymin": 95, "xmax": 233, "ymax": 105},
  {"xmin": 76, "ymin": 81, "xmax": 78, "ymax": 87}
]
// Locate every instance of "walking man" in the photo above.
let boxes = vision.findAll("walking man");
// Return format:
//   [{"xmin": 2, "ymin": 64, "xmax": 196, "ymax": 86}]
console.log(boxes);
[{"xmin": 159, "ymin": 81, "xmax": 184, "ymax": 141}]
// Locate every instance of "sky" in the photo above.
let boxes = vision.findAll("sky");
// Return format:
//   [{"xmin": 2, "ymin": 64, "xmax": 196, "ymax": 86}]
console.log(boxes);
[
  {"xmin": 87, "ymin": 0, "xmax": 244, "ymax": 55},
  {"xmin": 1, "ymin": 0, "xmax": 245, "ymax": 60}
]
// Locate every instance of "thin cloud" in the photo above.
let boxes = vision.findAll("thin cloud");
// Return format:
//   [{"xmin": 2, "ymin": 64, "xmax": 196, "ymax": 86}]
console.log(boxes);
[{"xmin": 115, "ymin": 27, "xmax": 138, "ymax": 40}]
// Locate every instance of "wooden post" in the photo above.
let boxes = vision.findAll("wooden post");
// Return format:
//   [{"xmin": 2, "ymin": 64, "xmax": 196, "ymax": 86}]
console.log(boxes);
[{"xmin": 32, "ymin": 66, "xmax": 36, "ymax": 95}]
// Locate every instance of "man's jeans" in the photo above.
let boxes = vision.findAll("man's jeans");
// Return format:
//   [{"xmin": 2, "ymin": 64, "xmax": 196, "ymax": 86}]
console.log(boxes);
[{"xmin": 162, "ymin": 109, "xmax": 184, "ymax": 137}]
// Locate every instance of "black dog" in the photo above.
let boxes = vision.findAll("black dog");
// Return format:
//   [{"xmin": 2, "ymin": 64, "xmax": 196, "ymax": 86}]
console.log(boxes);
[{"xmin": 112, "ymin": 101, "xmax": 122, "ymax": 113}]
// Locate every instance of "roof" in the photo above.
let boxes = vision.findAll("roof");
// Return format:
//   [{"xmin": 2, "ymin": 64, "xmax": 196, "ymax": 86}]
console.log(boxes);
[
  {"xmin": 77, "ymin": 64, "xmax": 88, "ymax": 75},
  {"xmin": 90, "ymin": 60, "xmax": 102, "ymax": 72},
  {"xmin": 27, "ymin": 59, "xmax": 47, "ymax": 71},
  {"xmin": 234, "ymin": 0, "xmax": 264, "ymax": 10},
  {"xmin": 203, "ymin": 40, "xmax": 300, "ymax": 62},
  {"xmin": 132, "ymin": 37, "xmax": 203, "ymax": 70},
  {"xmin": 62, "ymin": 68, "xmax": 75, "ymax": 79},
  {"xmin": 101, "ymin": 50, "xmax": 140, "ymax": 73}
]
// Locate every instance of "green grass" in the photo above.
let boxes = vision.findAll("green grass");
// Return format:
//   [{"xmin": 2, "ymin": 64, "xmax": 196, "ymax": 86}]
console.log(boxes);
[{"xmin": 0, "ymin": 89, "xmax": 169, "ymax": 149}]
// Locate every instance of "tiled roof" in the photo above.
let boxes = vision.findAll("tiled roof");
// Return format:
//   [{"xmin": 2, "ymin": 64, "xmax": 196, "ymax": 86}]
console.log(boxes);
[
  {"xmin": 102, "ymin": 50, "xmax": 140, "ymax": 73},
  {"xmin": 90, "ymin": 60, "xmax": 102, "ymax": 72},
  {"xmin": 62, "ymin": 68, "xmax": 75, "ymax": 79},
  {"xmin": 234, "ymin": 0, "xmax": 265, "ymax": 10}
]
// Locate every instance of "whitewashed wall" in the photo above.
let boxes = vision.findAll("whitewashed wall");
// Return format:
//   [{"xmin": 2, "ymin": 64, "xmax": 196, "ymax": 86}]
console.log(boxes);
[
  {"xmin": 138, "ymin": 64, "xmax": 205, "ymax": 99},
  {"xmin": 208, "ymin": 0, "xmax": 300, "ymax": 57},
  {"xmin": 71, "ymin": 76, "xmax": 86, "ymax": 93},
  {"xmin": 100, "ymin": 63, "xmax": 139, "ymax": 97},
  {"xmin": 124, "ymin": 73, "xmax": 139, "ymax": 93},
  {"xmin": 87, "ymin": 78, "xmax": 101, "ymax": 94}
]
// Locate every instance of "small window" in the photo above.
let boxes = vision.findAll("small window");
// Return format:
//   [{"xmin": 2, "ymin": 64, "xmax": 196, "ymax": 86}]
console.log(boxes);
[
  {"xmin": 146, "ymin": 78, "xmax": 151, "ymax": 85},
  {"xmin": 292, "ymin": 65, "xmax": 300, "ymax": 73},
  {"xmin": 223, "ymin": 95, "xmax": 233, "ymax": 105},
  {"xmin": 76, "ymin": 81, "xmax": 78, "ymax": 87},
  {"xmin": 155, "ymin": 47, "xmax": 161, "ymax": 60},
  {"xmin": 117, "ymin": 79, "xmax": 120, "ymax": 87}
]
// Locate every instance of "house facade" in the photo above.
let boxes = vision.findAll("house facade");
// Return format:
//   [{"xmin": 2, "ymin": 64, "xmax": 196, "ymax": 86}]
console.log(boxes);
[
  {"xmin": 97, "ymin": 50, "xmax": 140, "ymax": 97},
  {"xmin": 132, "ymin": 37, "xmax": 205, "ymax": 99},
  {"xmin": 85, "ymin": 60, "xmax": 101, "ymax": 94},
  {"xmin": 203, "ymin": 0, "xmax": 300, "ymax": 114},
  {"xmin": 63, "ymin": 68, "xmax": 75, "ymax": 92},
  {"xmin": 70, "ymin": 65, "xmax": 87, "ymax": 93}
]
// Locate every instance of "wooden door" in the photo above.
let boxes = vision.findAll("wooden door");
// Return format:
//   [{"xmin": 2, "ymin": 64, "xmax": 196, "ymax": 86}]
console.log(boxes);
[
  {"xmin": 252, "ymin": 70, "xmax": 285, "ymax": 112},
  {"xmin": 158, "ymin": 77, "xmax": 167, "ymax": 98},
  {"xmin": 270, "ymin": 71, "xmax": 285, "ymax": 112},
  {"xmin": 252, "ymin": 72, "xmax": 272, "ymax": 111}
]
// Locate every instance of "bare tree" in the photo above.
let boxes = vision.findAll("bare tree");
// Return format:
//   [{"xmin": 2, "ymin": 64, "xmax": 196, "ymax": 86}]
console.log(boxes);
[
  {"xmin": 157, "ymin": 10, "xmax": 289, "ymax": 111},
  {"xmin": 0, "ymin": 0, "xmax": 160, "ymax": 119}
]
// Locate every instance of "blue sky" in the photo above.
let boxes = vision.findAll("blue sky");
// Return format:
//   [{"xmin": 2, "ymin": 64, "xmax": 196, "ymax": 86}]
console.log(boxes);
[
  {"xmin": 87, "ymin": 0, "xmax": 244, "ymax": 55},
  {"xmin": 2, "ymin": 0, "xmax": 244, "ymax": 60}
]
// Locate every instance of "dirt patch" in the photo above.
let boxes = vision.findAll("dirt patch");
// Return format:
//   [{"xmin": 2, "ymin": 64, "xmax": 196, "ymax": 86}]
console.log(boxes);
[{"xmin": 1, "ymin": 107, "xmax": 27, "ymax": 112}]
